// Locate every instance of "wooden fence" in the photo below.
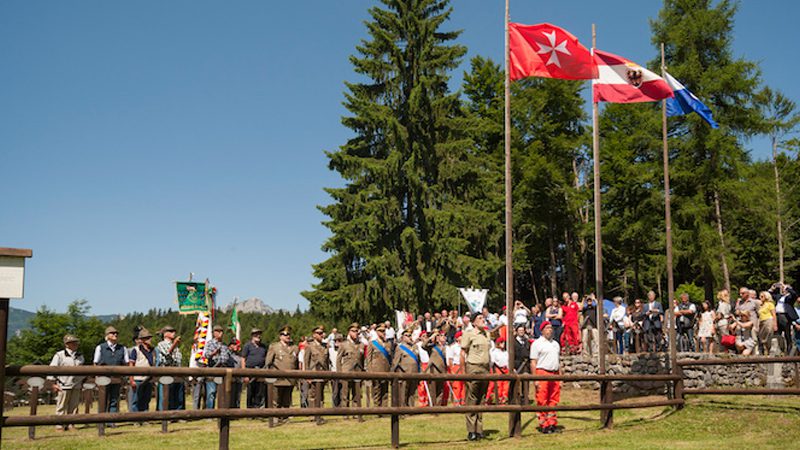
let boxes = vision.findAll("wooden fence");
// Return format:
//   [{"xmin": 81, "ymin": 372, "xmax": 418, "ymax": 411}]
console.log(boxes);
[{"xmin": 2, "ymin": 365, "xmax": 683, "ymax": 449}]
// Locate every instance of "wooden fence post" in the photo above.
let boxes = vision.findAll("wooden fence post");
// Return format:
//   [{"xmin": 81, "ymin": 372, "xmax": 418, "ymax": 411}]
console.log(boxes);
[
  {"xmin": 160, "ymin": 382, "xmax": 168, "ymax": 433},
  {"xmin": 219, "ymin": 371, "xmax": 232, "ymax": 450},
  {"xmin": 28, "ymin": 386, "xmax": 39, "ymax": 439},
  {"xmin": 97, "ymin": 386, "xmax": 106, "ymax": 437},
  {"xmin": 266, "ymin": 381, "xmax": 274, "ymax": 428},
  {"xmin": 600, "ymin": 380, "xmax": 613, "ymax": 429},
  {"xmin": 509, "ymin": 378, "xmax": 521, "ymax": 438},
  {"xmin": 390, "ymin": 377, "xmax": 400, "ymax": 449},
  {"xmin": 674, "ymin": 364, "xmax": 685, "ymax": 409}
]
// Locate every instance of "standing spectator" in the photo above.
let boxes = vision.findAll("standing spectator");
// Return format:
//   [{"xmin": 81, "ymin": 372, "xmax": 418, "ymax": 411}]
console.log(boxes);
[
  {"xmin": 93, "ymin": 326, "xmax": 129, "ymax": 418},
  {"xmin": 265, "ymin": 326, "xmax": 298, "ymax": 423},
  {"xmin": 384, "ymin": 321, "xmax": 396, "ymax": 345},
  {"xmin": 560, "ymin": 294, "xmax": 581, "ymax": 354},
  {"xmin": 325, "ymin": 328, "xmax": 338, "ymax": 349},
  {"xmin": 531, "ymin": 302, "xmax": 546, "ymax": 339},
  {"xmin": 735, "ymin": 287, "xmax": 760, "ymax": 343},
  {"xmin": 609, "ymin": 297, "xmax": 627, "ymax": 354},
  {"xmin": 731, "ymin": 310, "xmax": 755, "ymax": 355},
  {"xmin": 329, "ymin": 333, "xmax": 343, "ymax": 407},
  {"xmin": 241, "ymin": 328, "xmax": 268, "ymax": 408},
  {"xmin": 447, "ymin": 331, "xmax": 465, "ymax": 406},
  {"xmin": 644, "ymin": 291, "xmax": 664, "ymax": 352},
  {"xmin": 202, "ymin": 325, "xmax": 227, "ymax": 409},
  {"xmin": 461, "ymin": 314, "xmax": 491, "ymax": 442},
  {"xmin": 697, "ymin": 301, "xmax": 716, "ymax": 353},
  {"xmin": 497, "ymin": 306, "xmax": 508, "ymax": 331},
  {"xmin": 511, "ymin": 324, "xmax": 531, "ymax": 404},
  {"xmin": 758, "ymin": 291, "xmax": 778, "ymax": 355},
  {"xmin": 530, "ymin": 321, "xmax": 561, "ymax": 434},
  {"xmin": 423, "ymin": 312, "xmax": 435, "ymax": 333},
  {"xmin": 716, "ymin": 289, "xmax": 733, "ymax": 340},
  {"xmin": 128, "ymin": 328, "xmax": 155, "ymax": 412},
  {"xmin": 49, "ymin": 335, "xmax": 84, "ymax": 431},
  {"xmin": 415, "ymin": 332, "xmax": 430, "ymax": 406},
  {"xmin": 155, "ymin": 325, "xmax": 183, "ymax": 411},
  {"xmin": 225, "ymin": 340, "xmax": 243, "ymax": 408},
  {"xmin": 771, "ymin": 283, "xmax": 799, "ymax": 353},
  {"xmin": 297, "ymin": 338, "xmax": 308, "ymax": 408},
  {"xmin": 305, "ymin": 325, "xmax": 330, "ymax": 424},
  {"xmin": 581, "ymin": 295, "xmax": 599, "ymax": 357},
  {"xmin": 545, "ymin": 299, "xmax": 563, "ymax": 344},
  {"xmin": 628, "ymin": 299, "xmax": 646, "ymax": 353},
  {"xmin": 513, "ymin": 301, "xmax": 531, "ymax": 329}
]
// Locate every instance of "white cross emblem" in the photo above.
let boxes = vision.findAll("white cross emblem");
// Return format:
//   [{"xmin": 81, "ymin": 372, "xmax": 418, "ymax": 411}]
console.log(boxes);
[{"xmin": 536, "ymin": 30, "xmax": 571, "ymax": 68}]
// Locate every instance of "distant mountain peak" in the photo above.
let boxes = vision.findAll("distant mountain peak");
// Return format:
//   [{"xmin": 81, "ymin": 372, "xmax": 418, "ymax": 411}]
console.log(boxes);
[{"xmin": 222, "ymin": 297, "xmax": 274, "ymax": 315}]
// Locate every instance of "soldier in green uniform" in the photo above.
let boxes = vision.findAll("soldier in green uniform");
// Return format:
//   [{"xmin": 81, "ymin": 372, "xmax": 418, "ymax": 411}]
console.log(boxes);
[
  {"xmin": 366, "ymin": 323, "xmax": 391, "ymax": 407},
  {"xmin": 304, "ymin": 325, "xmax": 330, "ymax": 425},
  {"xmin": 425, "ymin": 329, "xmax": 449, "ymax": 406},
  {"xmin": 461, "ymin": 314, "xmax": 491, "ymax": 441},
  {"xmin": 265, "ymin": 325, "xmax": 298, "ymax": 424},
  {"xmin": 337, "ymin": 322, "xmax": 364, "ymax": 420},
  {"xmin": 392, "ymin": 328, "xmax": 420, "ymax": 407}
]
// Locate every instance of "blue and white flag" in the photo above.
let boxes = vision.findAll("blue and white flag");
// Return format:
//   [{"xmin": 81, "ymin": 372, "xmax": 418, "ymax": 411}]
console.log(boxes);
[
  {"xmin": 458, "ymin": 287, "xmax": 488, "ymax": 314},
  {"xmin": 664, "ymin": 71, "xmax": 719, "ymax": 128}
]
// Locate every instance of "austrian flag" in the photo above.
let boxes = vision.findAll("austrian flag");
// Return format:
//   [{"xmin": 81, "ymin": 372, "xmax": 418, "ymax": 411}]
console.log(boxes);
[
  {"xmin": 592, "ymin": 50, "xmax": 673, "ymax": 103},
  {"xmin": 509, "ymin": 22, "xmax": 598, "ymax": 80}
]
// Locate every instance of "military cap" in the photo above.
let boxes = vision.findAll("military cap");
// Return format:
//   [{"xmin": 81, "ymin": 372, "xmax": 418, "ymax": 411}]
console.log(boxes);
[
  {"xmin": 213, "ymin": 325, "xmax": 224, "ymax": 332},
  {"xmin": 137, "ymin": 328, "xmax": 153, "ymax": 339},
  {"xmin": 160, "ymin": 325, "xmax": 176, "ymax": 333},
  {"xmin": 250, "ymin": 328, "xmax": 263, "ymax": 335},
  {"xmin": 376, "ymin": 323, "xmax": 386, "ymax": 332},
  {"xmin": 279, "ymin": 325, "xmax": 292, "ymax": 335},
  {"xmin": 402, "ymin": 328, "xmax": 413, "ymax": 337},
  {"xmin": 348, "ymin": 322, "xmax": 360, "ymax": 331},
  {"xmin": 312, "ymin": 325, "xmax": 325, "ymax": 334},
  {"xmin": 104, "ymin": 326, "xmax": 118, "ymax": 335},
  {"xmin": 63, "ymin": 334, "xmax": 79, "ymax": 344}
]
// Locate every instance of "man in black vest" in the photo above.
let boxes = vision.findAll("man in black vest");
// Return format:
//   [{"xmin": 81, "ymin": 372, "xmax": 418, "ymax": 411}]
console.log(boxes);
[
  {"xmin": 241, "ymin": 328, "xmax": 268, "ymax": 408},
  {"xmin": 93, "ymin": 326, "xmax": 130, "ymax": 417},
  {"xmin": 512, "ymin": 324, "xmax": 531, "ymax": 404}
]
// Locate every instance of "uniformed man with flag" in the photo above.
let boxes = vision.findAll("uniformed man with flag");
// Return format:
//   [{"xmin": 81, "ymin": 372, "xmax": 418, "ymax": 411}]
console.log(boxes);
[
  {"xmin": 366, "ymin": 323, "xmax": 392, "ymax": 407},
  {"xmin": 392, "ymin": 328, "xmax": 420, "ymax": 407}
]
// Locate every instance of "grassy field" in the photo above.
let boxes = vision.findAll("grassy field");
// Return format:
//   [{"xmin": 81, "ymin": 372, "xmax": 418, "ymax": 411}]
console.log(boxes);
[{"xmin": 3, "ymin": 389, "xmax": 799, "ymax": 449}]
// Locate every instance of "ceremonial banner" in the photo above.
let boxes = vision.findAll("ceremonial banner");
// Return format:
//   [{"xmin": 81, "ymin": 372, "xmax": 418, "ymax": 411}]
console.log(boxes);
[
  {"xmin": 176, "ymin": 281, "xmax": 209, "ymax": 314},
  {"xmin": 593, "ymin": 50, "xmax": 673, "ymax": 103},
  {"xmin": 664, "ymin": 71, "xmax": 719, "ymax": 128},
  {"xmin": 458, "ymin": 288, "xmax": 488, "ymax": 314},
  {"xmin": 229, "ymin": 305, "xmax": 241, "ymax": 345},
  {"xmin": 192, "ymin": 311, "xmax": 211, "ymax": 365},
  {"xmin": 509, "ymin": 22, "xmax": 598, "ymax": 81}
]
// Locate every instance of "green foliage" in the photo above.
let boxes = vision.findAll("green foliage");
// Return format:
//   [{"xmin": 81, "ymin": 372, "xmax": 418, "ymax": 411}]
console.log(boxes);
[
  {"xmin": 675, "ymin": 282, "xmax": 706, "ymax": 304},
  {"xmin": 7, "ymin": 300, "xmax": 105, "ymax": 366}
]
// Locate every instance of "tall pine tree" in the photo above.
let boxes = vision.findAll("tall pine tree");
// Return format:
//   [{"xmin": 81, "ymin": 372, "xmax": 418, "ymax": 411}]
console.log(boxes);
[{"xmin": 304, "ymin": 0, "xmax": 501, "ymax": 321}]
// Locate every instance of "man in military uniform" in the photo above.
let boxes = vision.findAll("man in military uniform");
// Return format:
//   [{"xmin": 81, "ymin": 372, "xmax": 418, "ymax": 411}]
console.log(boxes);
[
  {"xmin": 366, "ymin": 323, "xmax": 391, "ymax": 407},
  {"xmin": 425, "ymin": 329, "xmax": 449, "ymax": 406},
  {"xmin": 392, "ymin": 329, "xmax": 420, "ymax": 407},
  {"xmin": 265, "ymin": 325, "xmax": 298, "ymax": 424},
  {"xmin": 337, "ymin": 322, "xmax": 364, "ymax": 420},
  {"xmin": 304, "ymin": 325, "xmax": 330, "ymax": 424},
  {"xmin": 461, "ymin": 314, "xmax": 491, "ymax": 441}
]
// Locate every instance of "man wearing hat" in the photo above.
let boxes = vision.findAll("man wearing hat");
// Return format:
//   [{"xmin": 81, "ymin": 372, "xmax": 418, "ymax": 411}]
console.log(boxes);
[
  {"xmin": 202, "ymin": 324, "xmax": 227, "ymax": 409},
  {"xmin": 128, "ymin": 327, "xmax": 156, "ymax": 412},
  {"xmin": 336, "ymin": 323, "xmax": 364, "ymax": 419},
  {"xmin": 241, "ymin": 327, "xmax": 268, "ymax": 408},
  {"xmin": 392, "ymin": 328, "xmax": 420, "ymax": 407},
  {"xmin": 266, "ymin": 325, "xmax": 298, "ymax": 420},
  {"xmin": 460, "ymin": 314, "xmax": 491, "ymax": 441},
  {"xmin": 49, "ymin": 335, "xmax": 84, "ymax": 430},
  {"xmin": 530, "ymin": 321, "xmax": 561, "ymax": 434},
  {"xmin": 366, "ymin": 323, "xmax": 391, "ymax": 408},
  {"xmin": 93, "ymin": 326, "xmax": 130, "ymax": 416},
  {"xmin": 304, "ymin": 325, "xmax": 330, "ymax": 424},
  {"xmin": 424, "ymin": 329, "xmax": 449, "ymax": 406},
  {"xmin": 155, "ymin": 325, "xmax": 183, "ymax": 411}
]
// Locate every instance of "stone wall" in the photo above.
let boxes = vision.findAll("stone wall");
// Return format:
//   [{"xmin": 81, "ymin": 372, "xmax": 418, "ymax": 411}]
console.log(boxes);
[{"xmin": 560, "ymin": 352, "xmax": 798, "ymax": 398}]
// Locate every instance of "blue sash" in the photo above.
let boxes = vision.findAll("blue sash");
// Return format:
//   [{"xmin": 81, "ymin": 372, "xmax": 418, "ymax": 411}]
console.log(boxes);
[
  {"xmin": 432, "ymin": 345, "xmax": 446, "ymax": 364},
  {"xmin": 398, "ymin": 344, "xmax": 420, "ymax": 372},
  {"xmin": 371, "ymin": 340, "xmax": 392, "ymax": 364}
]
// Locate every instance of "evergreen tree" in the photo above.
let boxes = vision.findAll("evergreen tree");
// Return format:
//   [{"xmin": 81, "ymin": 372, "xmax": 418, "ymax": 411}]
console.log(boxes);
[
  {"xmin": 651, "ymin": 0, "xmax": 762, "ymax": 299},
  {"xmin": 304, "ymin": 0, "xmax": 500, "ymax": 321}
]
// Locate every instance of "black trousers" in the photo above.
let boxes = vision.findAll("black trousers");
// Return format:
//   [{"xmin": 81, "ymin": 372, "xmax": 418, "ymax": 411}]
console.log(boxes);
[
  {"xmin": 777, "ymin": 313, "xmax": 793, "ymax": 352},
  {"xmin": 247, "ymin": 380, "xmax": 265, "ymax": 408}
]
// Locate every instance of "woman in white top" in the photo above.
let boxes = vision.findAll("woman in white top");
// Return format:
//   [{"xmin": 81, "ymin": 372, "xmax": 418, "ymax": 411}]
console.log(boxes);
[
  {"xmin": 513, "ymin": 300, "xmax": 531, "ymax": 328},
  {"xmin": 609, "ymin": 297, "xmax": 628, "ymax": 355},
  {"xmin": 697, "ymin": 301, "xmax": 715, "ymax": 353}
]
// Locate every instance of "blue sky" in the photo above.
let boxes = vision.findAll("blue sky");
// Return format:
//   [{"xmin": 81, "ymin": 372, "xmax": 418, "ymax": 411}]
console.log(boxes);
[{"xmin": 2, "ymin": 1, "xmax": 797, "ymax": 315}]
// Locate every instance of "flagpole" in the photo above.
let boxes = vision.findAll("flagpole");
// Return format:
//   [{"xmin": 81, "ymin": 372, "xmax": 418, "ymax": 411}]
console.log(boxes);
[
  {"xmin": 592, "ymin": 23, "xmax": 611, "ymax": 429},
  {"xmin": 660, "ymin": 42, "xmax": 679, "ymax": 403},
  {"xmin": 504, "ymin": 0, "xmax": 521, "ymax": 439}
]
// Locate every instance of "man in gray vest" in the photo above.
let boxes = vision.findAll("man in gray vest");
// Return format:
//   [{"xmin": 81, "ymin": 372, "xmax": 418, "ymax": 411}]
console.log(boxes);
[
  {"xmin": 49, "ymin": 334, "xmax": 84, "ymax": 430},
  {"xmin": 93, "ymin": 326, "xmax": 129, "ymax": 417},
  {"xmin": 128, "ymin": 328, "xmax": 155, "ymax": 412}
]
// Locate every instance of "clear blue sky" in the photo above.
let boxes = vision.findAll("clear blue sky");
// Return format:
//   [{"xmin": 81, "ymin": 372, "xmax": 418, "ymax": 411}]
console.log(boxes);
[{"xmin": 2, "ymin": 1, "xmax": 797, "ymax": 315}]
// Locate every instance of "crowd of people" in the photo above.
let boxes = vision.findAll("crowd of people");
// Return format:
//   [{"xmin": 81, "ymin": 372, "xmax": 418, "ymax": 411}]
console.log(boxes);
[{"xmin": 46, "ymin": 283, "xmax": 800, "ymax": 439}]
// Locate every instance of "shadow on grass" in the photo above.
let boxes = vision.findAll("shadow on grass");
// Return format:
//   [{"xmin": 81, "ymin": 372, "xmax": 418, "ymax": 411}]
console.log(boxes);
[{"xmin": 690, "ymin": 399, "xmax": 800, "ymax": 414}]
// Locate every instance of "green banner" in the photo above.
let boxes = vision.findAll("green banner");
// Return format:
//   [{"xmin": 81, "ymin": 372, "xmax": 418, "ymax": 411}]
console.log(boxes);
[{"xmin": 176, "ymin": 281, "xmax": 209, "ymax": 314}]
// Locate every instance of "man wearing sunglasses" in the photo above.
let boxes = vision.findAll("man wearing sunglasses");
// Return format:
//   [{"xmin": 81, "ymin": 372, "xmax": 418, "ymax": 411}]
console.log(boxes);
[
  {"xmin": 266, "ymin": 326, "xmax": 298, "ymax": 422},
  {"xmin": 93, "ymin": 326, "xmax": 130, "ymax": 420}
]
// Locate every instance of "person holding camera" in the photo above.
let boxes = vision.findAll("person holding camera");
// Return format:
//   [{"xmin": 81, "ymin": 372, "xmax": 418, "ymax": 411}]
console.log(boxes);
[
  {"xmin": 155, "ymin": 325, "xmax": 183, "ymax": 411},
  {"xmin": 730, "ymin": 310, "xmax": 755, "ymax": 355},
  {"xmin": 770, "ymin": 282, "xmax": 799, "ymax": 353}
]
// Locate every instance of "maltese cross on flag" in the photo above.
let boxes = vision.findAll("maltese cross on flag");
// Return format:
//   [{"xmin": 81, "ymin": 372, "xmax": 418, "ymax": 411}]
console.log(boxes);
[{"xmin": 509, "ymin": 22, "xmax": 598, "ymax": 81}]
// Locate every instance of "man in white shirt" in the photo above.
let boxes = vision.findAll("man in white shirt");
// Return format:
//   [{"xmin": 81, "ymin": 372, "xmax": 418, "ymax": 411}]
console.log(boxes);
[
  {"xmin": 93, "ymin": 326, "xmax": 130, "ymax": 417},
  {"xmin": 530, "ymin": 321, "xmax": 561, "ymax": 434},
  {"xmin": 384, "ymin": 321, "xmax": 396, "ymax": 344}
]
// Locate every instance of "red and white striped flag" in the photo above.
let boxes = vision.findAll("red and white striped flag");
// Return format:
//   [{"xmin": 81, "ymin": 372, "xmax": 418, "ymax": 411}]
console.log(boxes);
[{"xmin": 592, "ymin": 50, "xmax": 673, "ymax": 103}]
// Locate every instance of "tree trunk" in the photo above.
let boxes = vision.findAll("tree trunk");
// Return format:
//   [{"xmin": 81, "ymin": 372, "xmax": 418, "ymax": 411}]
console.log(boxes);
[
  {"xmin": 773, "ymin": 136, "xmax": 785, "ymax": 284},
  {"xmin": 565, "ymin": 229, "xmax": 577, "ymax": 290},
  {"xmin": 530, "ymin": 268, "xmax": 540, "ymax": 305},
  {"xmin": 548, "ymin": 230, "xmax": 558, "ymax": 299},
  {"xmin": 713, "ymin": 190, "xmax": 731, "ymax": 292}
]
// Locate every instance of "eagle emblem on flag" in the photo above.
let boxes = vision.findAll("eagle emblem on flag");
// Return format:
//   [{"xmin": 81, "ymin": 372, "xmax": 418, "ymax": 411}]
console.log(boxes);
[{"xmin": 626, "ymin": 68, "xmax": 643, "ymax": 88}]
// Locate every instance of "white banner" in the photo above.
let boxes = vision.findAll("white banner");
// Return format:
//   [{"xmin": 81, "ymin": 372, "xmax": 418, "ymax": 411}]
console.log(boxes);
[{"xmin": 458, "ymin": 288, "xmax": 488, "ymax": 314}]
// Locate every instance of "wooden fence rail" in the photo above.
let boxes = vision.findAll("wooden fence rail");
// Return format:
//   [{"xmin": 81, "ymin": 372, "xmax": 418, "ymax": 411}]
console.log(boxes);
[{"xmin": 2, "ymin": 364, "xmax": 681, "ymax": 449}]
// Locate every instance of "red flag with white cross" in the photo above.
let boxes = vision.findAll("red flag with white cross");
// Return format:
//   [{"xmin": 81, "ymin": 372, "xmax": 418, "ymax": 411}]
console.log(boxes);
[{"xmin": 509, "ymin": 22, "xmax": 598, "ymax": 81}]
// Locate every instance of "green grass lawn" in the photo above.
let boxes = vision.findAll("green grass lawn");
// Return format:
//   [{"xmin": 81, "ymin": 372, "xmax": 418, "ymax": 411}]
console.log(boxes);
[{"xmin": 3, "ymin": 389, "xmax": 799, "ymax": 449}]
